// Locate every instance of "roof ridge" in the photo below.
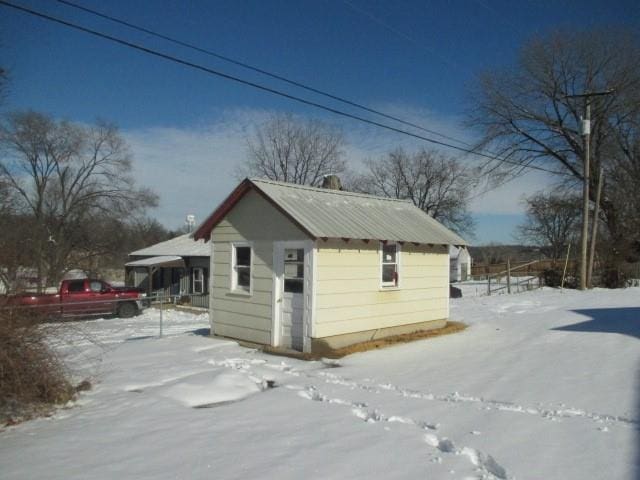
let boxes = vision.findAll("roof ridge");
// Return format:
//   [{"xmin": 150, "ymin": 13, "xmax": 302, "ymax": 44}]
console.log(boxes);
[{"xmin": 249, "ymin": 177, "xmax": 413, "ymax": 204}]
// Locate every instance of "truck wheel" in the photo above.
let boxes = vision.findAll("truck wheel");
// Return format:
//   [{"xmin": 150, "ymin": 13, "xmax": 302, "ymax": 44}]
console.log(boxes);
[{"xmin": 118, "ymin": 302, "xmax": 137, "ymax": 318}]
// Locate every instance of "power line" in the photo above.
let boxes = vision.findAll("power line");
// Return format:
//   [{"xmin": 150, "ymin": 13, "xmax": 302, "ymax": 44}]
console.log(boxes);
[
  {"xmin": 60, "ymin": 0, "xmax": 544, "ymax": 168},
  {"xmin": 0, "ymin": 0, "xmax": 567, "ymax": 176},
  {"xmin": 54, "ymin": 0, "xmax": 473, "ymax": 149}
]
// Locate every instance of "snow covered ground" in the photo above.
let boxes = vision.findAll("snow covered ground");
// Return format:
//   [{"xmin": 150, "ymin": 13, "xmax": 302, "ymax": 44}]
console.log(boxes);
[{"xmin": 1, "ymin": 288, "xmax": 639, "ymax": 480}]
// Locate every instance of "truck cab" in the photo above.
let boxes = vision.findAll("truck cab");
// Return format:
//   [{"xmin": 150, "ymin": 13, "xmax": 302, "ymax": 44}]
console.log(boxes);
[
  {"xmin": 59, "ymin": 279, "xmax": 146, "ymax": 318},
  {"xmin": 4, "ymin": 279, "xmax": 147, "ymax": 319}
]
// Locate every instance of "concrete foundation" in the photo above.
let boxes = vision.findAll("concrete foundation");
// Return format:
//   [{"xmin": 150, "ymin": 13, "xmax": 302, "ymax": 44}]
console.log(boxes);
[{"xmin": 310, "ymin": 318, "xmax": 447, "ymax": 354}]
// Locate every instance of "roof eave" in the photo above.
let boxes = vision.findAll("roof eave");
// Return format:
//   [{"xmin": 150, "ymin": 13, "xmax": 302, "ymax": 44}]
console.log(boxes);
[{"xmin": 317, "ymin": 237, "xmax": 465, "ymax": 247}]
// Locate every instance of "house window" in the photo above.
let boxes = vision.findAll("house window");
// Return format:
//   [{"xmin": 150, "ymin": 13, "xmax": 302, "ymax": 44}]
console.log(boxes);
[
  {"xmin": 192, "ymin": 267, "xmax": 205, "ymax": 294},
  {"xmin": 381, "ymin": 242, "xmax": 399, "ymax": 287},
  {"xmin": 232, "ymin": 244, "xmax": 252, "ymax": 293}
]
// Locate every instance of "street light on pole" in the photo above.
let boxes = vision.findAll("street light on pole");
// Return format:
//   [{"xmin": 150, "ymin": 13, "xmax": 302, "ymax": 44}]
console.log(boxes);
[{"xmin": 565, "ymin": 89, "xmax": 614, "ymax": 290}]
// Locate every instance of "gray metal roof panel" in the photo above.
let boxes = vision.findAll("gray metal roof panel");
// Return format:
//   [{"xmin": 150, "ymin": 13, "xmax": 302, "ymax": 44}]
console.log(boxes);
[
  {"xmin": 129, "ymin": 234, "xmax": 210, "ymax": 257},
  {"xmin": 125, "ymin": 256, "xmax": 185, "ymax": 267},
  {"xmin": 251, "ymin": 179, "xmax": 467, "ymax": 245}
]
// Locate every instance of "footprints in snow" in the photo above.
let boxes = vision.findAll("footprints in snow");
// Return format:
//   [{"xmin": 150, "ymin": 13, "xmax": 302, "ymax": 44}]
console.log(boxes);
[
  {"xmin": 295, "ymin": 384, "xmax": 509, "ymax": 479},
  {"xmin": 424, "ymin": 433, "xmax": 507, "ymax": 479},
  {"xmin": 200, "ymin": 354, "xmax": 634, "ymax": 479},
  {"xmin": 206, "ymin": 355, "xmax": 636, "ymax": 430},
  {"xmin": 316, "ymin": 370, "xmax": 636, "ymax": 429},
  {"xmin": 205, "ymin": 355, "xmax": 636, "ymax": 430}
]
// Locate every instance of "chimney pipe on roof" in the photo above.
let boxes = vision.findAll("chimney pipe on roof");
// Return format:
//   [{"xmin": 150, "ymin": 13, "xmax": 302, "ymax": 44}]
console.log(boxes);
[{"xmin": 322, "ymin": 174, "xmax": 343, "ymax": 190}]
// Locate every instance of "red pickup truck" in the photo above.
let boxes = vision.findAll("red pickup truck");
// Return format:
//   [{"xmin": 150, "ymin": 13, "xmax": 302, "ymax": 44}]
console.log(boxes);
[{"xmin": 4, "ymin": 279, "xmax": 147, "ymax": 319}]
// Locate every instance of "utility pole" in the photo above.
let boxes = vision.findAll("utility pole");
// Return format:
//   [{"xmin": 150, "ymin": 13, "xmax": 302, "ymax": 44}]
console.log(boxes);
[
  {"xmin": 580, "ymin": 100, "xmax": 591, "ymax": 291},
  {"xmin": 587, "ymin": 168, "xmax": 604, "ymax": 288},
  {"xmin": 565, "ymin": 89, "xmax": 614, "ymax": 290}
]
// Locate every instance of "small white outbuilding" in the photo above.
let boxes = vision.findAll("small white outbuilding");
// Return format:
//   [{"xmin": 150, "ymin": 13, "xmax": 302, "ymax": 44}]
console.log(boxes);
[
  {"xmin": 194, "ymin": 178, "xmax": 467, "ymax": 353},
  {"xmin": 450, "ymin": 245, "xmax": 472, "ymax": 282}
]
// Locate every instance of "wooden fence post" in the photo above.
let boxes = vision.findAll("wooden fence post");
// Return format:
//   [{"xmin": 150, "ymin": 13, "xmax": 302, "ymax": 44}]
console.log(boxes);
[
  {"xmin": 561, "ymin": 244, "xmax": 571, "ymax": 291},
  {"xmin": 507, "ymin": 258, "xmax": 511, "ymax": 294}
]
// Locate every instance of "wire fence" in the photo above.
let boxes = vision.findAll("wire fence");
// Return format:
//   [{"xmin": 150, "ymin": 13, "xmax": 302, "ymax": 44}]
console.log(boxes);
[
  {"xmin": 483, "ymin": 260, "xmax": 544, "ymax": 296},
  {"xmin": 148, "ymin": 290, "xmax": 209, "ymax": 309},
  {"xmin": 459, "ymin": 260, "xmax": 546, "ymax": 297},
  {"xmin": 1, "ymin": 292, "xmax": 210, "ymax": 341},
  {"xmin": 0, "ymin": 292, "xmax": 208, "ymax": 316}
]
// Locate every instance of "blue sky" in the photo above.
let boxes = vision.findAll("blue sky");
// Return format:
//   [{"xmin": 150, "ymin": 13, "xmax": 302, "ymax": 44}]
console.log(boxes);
[{"xmin": 2, "ymin": 0, "xmax": 638, "ymax": 243}]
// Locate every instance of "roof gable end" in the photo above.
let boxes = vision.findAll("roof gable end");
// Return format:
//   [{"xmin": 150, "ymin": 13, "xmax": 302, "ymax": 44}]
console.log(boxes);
[{"xmin": 193, "ymin": 179, "xmax": 315, "ymax": 241}]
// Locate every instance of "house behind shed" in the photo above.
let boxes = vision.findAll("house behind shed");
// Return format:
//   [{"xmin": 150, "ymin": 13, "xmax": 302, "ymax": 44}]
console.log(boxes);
[
  {"xmin": 450, "ymin": 246, "xmax": 472, "ymax": 282},
  {"xmin": 125, "ymin": 233, "xmax": 210, "ymax": 307},
  {"xmin": 194, "ymin": 178, "xmax": 467, "ymax": 353}
]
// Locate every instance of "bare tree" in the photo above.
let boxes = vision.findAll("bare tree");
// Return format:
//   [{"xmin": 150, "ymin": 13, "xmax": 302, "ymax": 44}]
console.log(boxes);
[
  {"xmin": 239, "ymin": 113, "xmax": 346, "ymax": 186},
  {"xmin": 467, "ymin": 28, "xmax": 640, "ymax": 264},
  {"xmin": 0, "ymin": 111, "xmax": 158, "ymax": 290},
  {"xmin": 352, "ymin": 148, "xmax": 477, "ymax": 238},
  {"xmin": 606, "ymin": 100, "xmax": 640, "ymax": 260},
  {"xmin": 516, "ymin": 192, "xmax": 581, "ymax": 260}
]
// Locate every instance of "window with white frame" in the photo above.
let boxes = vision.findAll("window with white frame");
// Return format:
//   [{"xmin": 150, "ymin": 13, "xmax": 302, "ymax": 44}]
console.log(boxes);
[
  {"xmin": 192, "ymin": 267, "xmax": 204, "ymax": 294},
  {"xmin": 381, "ymin": 242, "xmax": 399, "ymax": 287},
  {"xmin": 232, "ymin": 244, "xmax": 252, "ymax": 293}
]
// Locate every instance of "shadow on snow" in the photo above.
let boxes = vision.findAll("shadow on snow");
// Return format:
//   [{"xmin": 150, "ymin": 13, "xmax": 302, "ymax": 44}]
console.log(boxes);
[
  {"xmin": 553, "ymin": 307, "xmax": 640, "ymax": 339},
  {"xmin": 554, "ymin": 307, "xmax": 640, "ymax": 478},
  {"xmin": 190, "ymin": 327, "xmax": 210, "ymax": 337}
]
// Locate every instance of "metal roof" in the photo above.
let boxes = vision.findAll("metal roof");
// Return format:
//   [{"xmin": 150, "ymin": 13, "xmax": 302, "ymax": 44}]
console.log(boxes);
[
  {"xmin": 250, "ymin": 179, "xmax": 467, "ymax": 245},
  {"xmin": 129, "ymin": 234, "xmax": 209, "ymax": 258},
  {"xmin": 125, "ymin": 255, "xmax": 185, "ymax": 268}
]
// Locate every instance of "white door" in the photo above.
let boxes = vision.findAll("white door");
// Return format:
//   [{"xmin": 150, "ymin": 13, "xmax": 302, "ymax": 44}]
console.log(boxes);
[{"xmin": 280, "ymin": 247, "xmax": 305, "ymax": 351}]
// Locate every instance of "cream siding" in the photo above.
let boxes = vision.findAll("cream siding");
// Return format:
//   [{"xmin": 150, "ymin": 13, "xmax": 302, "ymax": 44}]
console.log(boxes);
[
  {"xmin": 314, "ymin": 240, "xmax": 449, "ymax": 338},
  {"xmin": 210, "ymin": 189, "xmax": 309, "ymax": 344}
]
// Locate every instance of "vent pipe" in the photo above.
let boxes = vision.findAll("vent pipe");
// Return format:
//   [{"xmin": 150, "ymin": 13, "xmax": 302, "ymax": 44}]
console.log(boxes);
[{"xmin": 322, "ymin": 174, "xmax": 343, "ymax": 190}]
